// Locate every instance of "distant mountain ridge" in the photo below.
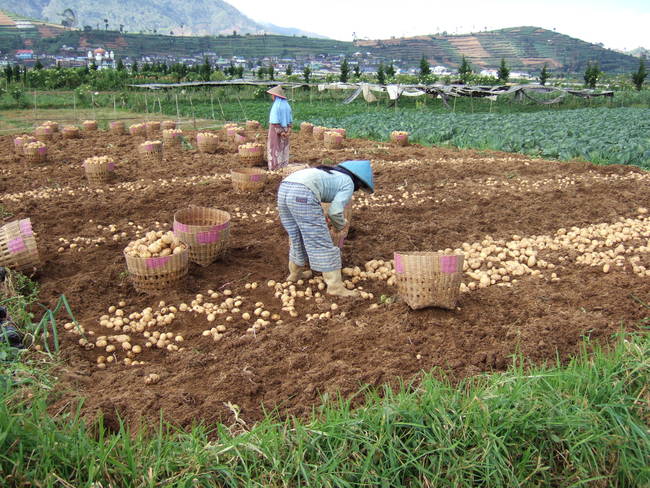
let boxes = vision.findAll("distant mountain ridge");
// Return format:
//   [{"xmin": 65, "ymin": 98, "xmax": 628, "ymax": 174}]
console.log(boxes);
[{"xmin": 0, "ymin": 0, "xmax": 324, "ymax": 37}]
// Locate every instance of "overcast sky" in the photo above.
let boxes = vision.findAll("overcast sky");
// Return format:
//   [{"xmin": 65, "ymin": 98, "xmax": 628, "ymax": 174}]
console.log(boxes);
[{"xmin": 226, "ymin": 0, "xmax": 649, "ymax": 51}]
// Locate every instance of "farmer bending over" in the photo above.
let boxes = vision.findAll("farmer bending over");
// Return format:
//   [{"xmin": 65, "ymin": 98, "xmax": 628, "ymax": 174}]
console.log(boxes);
[{"xmin": 277, "ymin": 160, "xmax": 374, "ymax": 297}]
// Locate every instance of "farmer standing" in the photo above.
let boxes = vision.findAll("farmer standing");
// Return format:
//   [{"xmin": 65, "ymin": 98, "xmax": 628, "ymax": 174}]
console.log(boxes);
[
  {"xmin": 277, "ymin": 160, "xmax": 374, "ymax": 297},
  {"xmin": 266, "ymin": 85, "xmax": 292, "ymax": 170}
]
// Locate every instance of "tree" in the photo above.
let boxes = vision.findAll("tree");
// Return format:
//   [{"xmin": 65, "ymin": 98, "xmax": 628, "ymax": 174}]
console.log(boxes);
[
  {"xmin": 235, "ymin": 66, "xmax": 244, "ymax": 78},
  {"xmin": 4, "ymin": 64, "xmax": 12, "ymax": 83},
  {"xmin": 340, "ymin": 58, "xmax": 350, "ymax": 83},
  {"xmin": 377, "ymin": 63, "xmax": 386, "ymax": 85},
  {"xmin": 131, "ymin": 60, "xmax": 138, "ymax": 73},
  {"xmin": 631, "ymin": 57, "xmax": 647, "ymax": 91},
  {"xmin": 497, "ymin": 58, "xmax": 510, "ymax": 83},
  {"xmin": 34, "ymin": 59, "xmax": 43, "ymax": 70},
  {"xmin": 104, "ymin": 18, "xmax": 108, "ymax": 30},
  {"xmin": 385, "ymin": 63, "xmax": 396, "ymax": 78},
  {"xmin": 458, "ymin": 56, "xmax": 473, "ymax": 84},
  {"xmin": 303, "ymin": 65, "xmax": 311, "ymax": 84},
  {"xmin": 13, "ymin": 64, "xmax": 21, "ymax": 81},
  {"xmin": 268, "ymin": 64, "xmax": 275, "ymax": 81},
  {"xmin": 90, "ymin": 61, "xmax": 98, "ymax": 71},
  {"xmin": 199, "ymin": 57, "xmax": 211, "ymax": 81},
  {"xmin": 419, "ymin": 55, "xmax": 430, "ymax": 79},
  {"xmin": 584, "ymin": 62, "xmax": 601, "ymax": 89},
  {"xmin": 285, "ymin": 64, "xmax": 293, "ymax": 76},
  {"xmin": 257, "ymin": 67, "xmax": 266, "ymax": 79},
  {"xmin": 539, "ymin": 63, "xmax": 549, "ymax": 85},
  {"xmin": 353, "ymin": 64, "xmax": 361, "ymax": 78}
]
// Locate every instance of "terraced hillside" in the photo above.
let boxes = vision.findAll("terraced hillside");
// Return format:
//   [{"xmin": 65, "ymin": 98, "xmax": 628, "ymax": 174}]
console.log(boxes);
[{"xmin": 0, "ymin": 15, "xmax": 640, "ymax": 73}]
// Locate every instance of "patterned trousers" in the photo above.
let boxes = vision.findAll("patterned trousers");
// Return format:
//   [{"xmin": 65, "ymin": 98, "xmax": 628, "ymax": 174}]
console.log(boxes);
[{"xmin": 277, "ymin": 181, "xmax": 341, "ymax": 272}]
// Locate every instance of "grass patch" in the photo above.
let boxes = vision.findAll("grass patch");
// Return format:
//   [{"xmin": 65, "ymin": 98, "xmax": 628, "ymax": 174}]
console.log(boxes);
[{"xmin": 0, "ymin": 326, "xmax": 648, "ymax": 487}]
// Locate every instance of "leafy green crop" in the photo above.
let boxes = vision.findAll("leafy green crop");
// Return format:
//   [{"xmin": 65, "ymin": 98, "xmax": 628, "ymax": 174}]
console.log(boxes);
[{"xmin": 310, "ymin": 107, "xmax": 650, "ymax": 169}]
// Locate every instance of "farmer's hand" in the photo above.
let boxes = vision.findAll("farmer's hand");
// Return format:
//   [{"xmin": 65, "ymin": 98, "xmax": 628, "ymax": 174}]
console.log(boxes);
[{"xmin": 332, "ymin": 219, "xmax": 348, "ymax": 232}]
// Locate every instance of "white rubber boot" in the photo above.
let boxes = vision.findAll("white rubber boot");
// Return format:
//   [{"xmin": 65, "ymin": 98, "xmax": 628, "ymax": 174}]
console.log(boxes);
[
  {"xmin": 323, "ymin": 270, "xmax": 359, "ymax": 297},
  {"xmin": 287, "ymin": 262, "xmax": 311, "ymax": 282}
]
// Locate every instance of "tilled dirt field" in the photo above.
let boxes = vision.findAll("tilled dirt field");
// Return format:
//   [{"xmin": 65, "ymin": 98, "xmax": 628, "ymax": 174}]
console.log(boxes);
[{"xmin": 2, "ymin": 126, "xmax": 649, "ymax": 430}]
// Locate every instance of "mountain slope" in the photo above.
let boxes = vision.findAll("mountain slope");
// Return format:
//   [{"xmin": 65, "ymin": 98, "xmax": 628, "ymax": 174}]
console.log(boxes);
[
  {"xmin": 358, "ymin": 26, "xmax": 639, "ymax": 73},
  {"xmin": 0, "ymin": 0, "xmax": 265, "ymax": 36}
]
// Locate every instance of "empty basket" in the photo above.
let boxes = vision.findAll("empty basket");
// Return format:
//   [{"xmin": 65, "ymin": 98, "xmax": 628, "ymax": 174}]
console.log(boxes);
[
  {"xmin": 394, "ymin": 252, "xmax": 464, "ymax": 310},
  {"xmin": 231, "ymin": 168, "xmax": 267, "ymax": 192},
  {"xmin": 173, "ymin": 206, "xmax": 231, "ymax": 266},
  {"xmin": 0, "ymin": 218, "xmax": 40, "ymax": 271}
]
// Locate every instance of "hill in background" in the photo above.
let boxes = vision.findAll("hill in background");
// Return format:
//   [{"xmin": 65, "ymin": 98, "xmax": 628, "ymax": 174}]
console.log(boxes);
[
  {"xmin": 359, "ymin": 27, "xmax": 640, "ymax": 73},
  {"xmin": 0, "ymin": 0, "xmax": 321, "ymax": 37},
  {"xmin": 0, "ymin": 8, "xmax": 641, "ymax": 74}
]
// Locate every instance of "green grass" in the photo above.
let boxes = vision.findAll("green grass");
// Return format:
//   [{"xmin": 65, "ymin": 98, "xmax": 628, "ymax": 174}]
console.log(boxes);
[{"xmin": 0, "ymin": 327, "xmax": 648, "ymax": 487}]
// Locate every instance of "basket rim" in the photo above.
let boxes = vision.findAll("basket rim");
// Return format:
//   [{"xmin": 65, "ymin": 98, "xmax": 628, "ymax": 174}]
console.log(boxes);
[{"xmin": 173, "ymin": 206, "xmax": 231, "ymax": 226}]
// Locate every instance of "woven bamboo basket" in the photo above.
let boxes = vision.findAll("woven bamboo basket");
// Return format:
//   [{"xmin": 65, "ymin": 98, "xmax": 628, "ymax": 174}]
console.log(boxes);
[
  {"xmin": 321, "ymin": 198, "xmax": 353, "ymax": 249},
  {"xmin": 197, "ymin": 133, "xmax": 219, "ymax": 153},
  {"xmin": 129, "ymin": 124, "xmax": 147, "ymax": 136},
  {"xmin": 62, "ymin": 126, "xmax": 80, "ymax": 139},
  {"xmin": 393, "ymin": 252, "xmax": 464, "ymax": 310},
  {"xmin": 173, "ymin": 207, "xmax": 231, "ymax": 266},
  {"xmin": 161, "ymin": 120, "xmax": 176, "ymax": 130},
  {"xmin": 330, "ymin": 128, "xmax": 346, "ymax": 139},
  {"xmin": 390, "ymin": 131, "xmax": 409, "ymax": 146},
  {"xmin": 231, "ymin": 168, "xmax": 267, "ymax": 192},
  {"xmin": 82, "ymin": 121, "xmax": 98, "ymax": 131},
  {"xmin": 312, "ymin": 126, "xmax": 326, "ymax": 140},
  {"xmin": 163, "ymin": 130, "xmax": 183, "ymax": 148},
  {"xmin": 42, "ymin": 121, "xmax": 59, "ymax": 133},
  {"xmin": 84, "ymin": 160, "xmax": 115, "ymax": 186},
  {"xmin": 324, "ymin": 131, "xmax": 344, "ymax": 149},
  {"xmin": 124, "ymin": 246, "xmax": 189, "ymax": 293},
  {"xmin": 246, "ymin": 120, "xmax": 261, "ymax": 130},
  {"xmin": 109, "ymin": 121, "xmax": 126, "ymax": 135},
  {"xmin": 234, "ymin": 133, "xmax": 249, "ymax": 146},
  {"xmin": 223, "ymin": 124, "xmax": 237, "ymax": 139},
  {"xmin": 282, "ymin": 163, "xmax": 309, "ymax": 176},
  {"xmin": 238, "ymin": 143, "xmax": 264, "ymax": 166},
  {"xmin": 146, "ymin": 121, "xmax": 161, "ymax": 135},
  {"xmin": 14, "ymin": 136, "xmax": 36, "ymax": 155},
  {"xmin": 0, "ymin": 218, "xmax": 40, "ymax": 271},
  {"xmin": 137, "ymin": 142, "xmax": 163, "ymax": 164},
  {"xmin": 300, "ymin": 122, "xmax": 314, "ymax": 135},
  {"xmin": 23, "ymin": 145, "xmax": 47, "ymax": 164},
  {"xmin": 34, "ymin": 125, "xmax": 54, "ymax": 142}
]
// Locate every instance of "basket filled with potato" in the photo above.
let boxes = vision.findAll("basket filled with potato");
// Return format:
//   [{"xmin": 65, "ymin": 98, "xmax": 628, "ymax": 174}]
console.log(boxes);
[{"xmin": 124, "ymin": 231, "xmax": 189, "ymax": 293}]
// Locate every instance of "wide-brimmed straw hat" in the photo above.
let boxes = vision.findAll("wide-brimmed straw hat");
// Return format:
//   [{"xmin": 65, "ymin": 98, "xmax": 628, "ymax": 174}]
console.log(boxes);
[{"xmin": 266, "ymin": 85, "xmax": 287, "ymax": 99}]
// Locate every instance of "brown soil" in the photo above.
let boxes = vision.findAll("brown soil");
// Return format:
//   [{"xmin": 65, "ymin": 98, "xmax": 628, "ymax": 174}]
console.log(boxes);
[{"xmin": 2, "ymin": 128, "xmax": 649, "ymax": 429}]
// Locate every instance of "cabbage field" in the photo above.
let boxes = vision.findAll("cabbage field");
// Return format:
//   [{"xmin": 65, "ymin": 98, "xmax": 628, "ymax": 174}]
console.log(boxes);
[{"xmin": 311, "ymin": 107, "xmax": 650, "ymax": 169}]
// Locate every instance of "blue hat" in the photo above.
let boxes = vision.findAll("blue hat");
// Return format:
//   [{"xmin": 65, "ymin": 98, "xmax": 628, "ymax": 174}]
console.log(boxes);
[{"xmin": 338, "ymin": 160, "xmax": 374, "ymax": 193}]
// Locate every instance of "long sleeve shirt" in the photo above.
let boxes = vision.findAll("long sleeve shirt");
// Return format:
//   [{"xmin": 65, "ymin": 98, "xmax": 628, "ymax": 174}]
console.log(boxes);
[
  {"xmin": 269, "ymin": 97, "xmax": 293, "ymax": 128},
  {"xmin": 284, "ymin": 168, "xmax": 353, "ymax": 229}
]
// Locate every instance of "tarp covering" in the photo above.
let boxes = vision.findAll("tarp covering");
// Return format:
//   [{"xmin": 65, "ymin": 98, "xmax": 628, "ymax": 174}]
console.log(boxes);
[{"xmin": 128, "ymin": 80, "xmax": 614, "ymax": 105}]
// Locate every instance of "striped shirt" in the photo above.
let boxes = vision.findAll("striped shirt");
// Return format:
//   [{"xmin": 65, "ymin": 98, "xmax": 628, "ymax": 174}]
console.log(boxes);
[{"xmin": 284, "ymin": 168, "xmax": 353, "ymax": 229}]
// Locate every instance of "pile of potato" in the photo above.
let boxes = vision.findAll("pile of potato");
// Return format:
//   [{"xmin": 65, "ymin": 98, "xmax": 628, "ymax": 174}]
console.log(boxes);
[
  {"xmin": 23, "ymin": 141, "xmax": 46, "ymax": 151},
  {"xmin": 124, "ymin": 230, "xmax": 185, "ymax": 258},
  {"xmin": 83, "ymin": 155, "xmax": 114, "ymax": 168}
]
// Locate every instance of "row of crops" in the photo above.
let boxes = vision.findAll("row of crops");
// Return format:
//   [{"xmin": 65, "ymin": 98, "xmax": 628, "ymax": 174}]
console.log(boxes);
[{"xmin": 310, "ymin": 107, "xmax": 650, "ymax": 169}]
